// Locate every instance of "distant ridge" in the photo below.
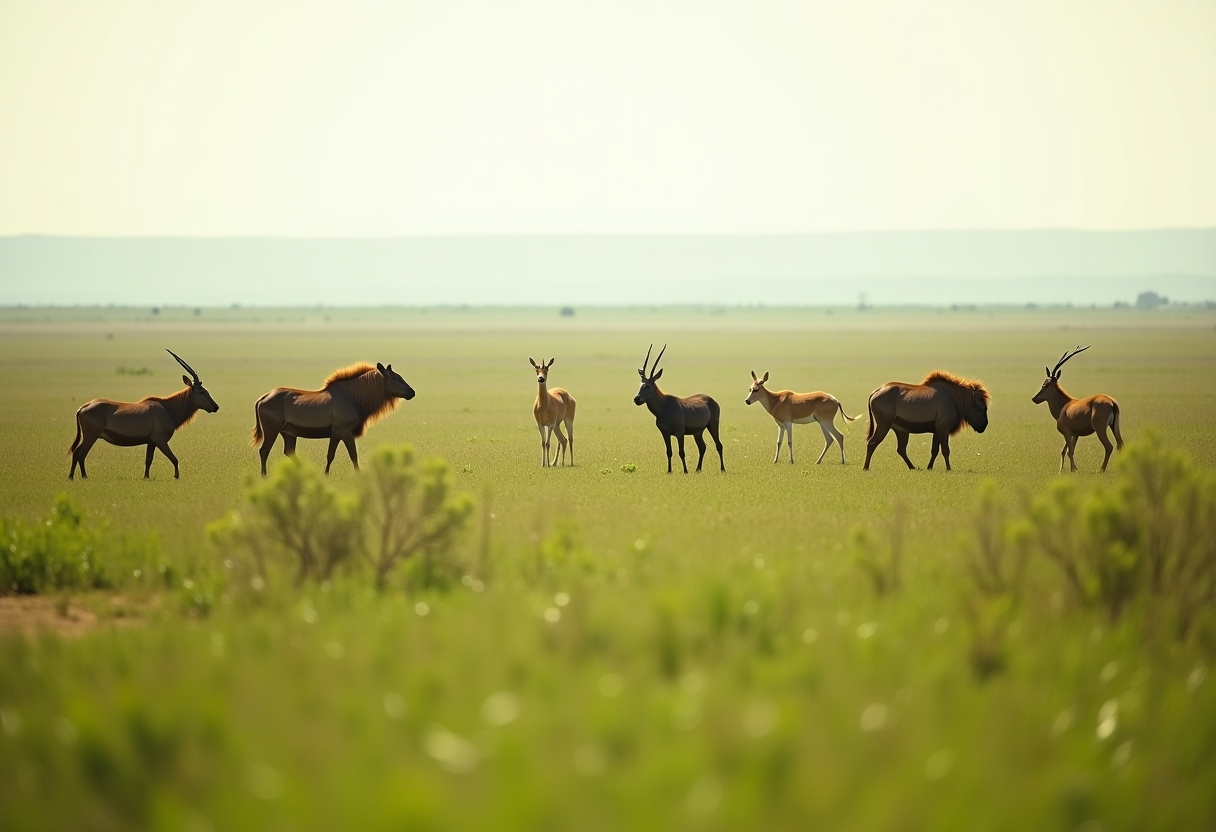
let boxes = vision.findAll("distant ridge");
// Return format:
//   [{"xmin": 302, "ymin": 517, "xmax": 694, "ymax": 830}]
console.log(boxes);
[{"xmin": 2, "ymin": 231, "xmax": 1213, "ymax": 306}]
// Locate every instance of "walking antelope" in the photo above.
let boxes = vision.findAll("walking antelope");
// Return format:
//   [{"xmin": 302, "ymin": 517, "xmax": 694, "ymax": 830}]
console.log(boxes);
[
  {"xmin": 633, "ymin": 344, "xmax": 725, "ymax": 474},
  {"xmin": 864, "ymin": 371, "xmax": 990, "ymax": 471},
  {"xmin": 1032, "ymin": 345, "xmax": 1124, "ymax": 473},
  {"xmin": 745, "ymin": 371, "xmax": 858, "ymax": 464},
  {"xmin": 252, "ymin": 362, "xmax": 415, "ymax": 475},
  {"xmin": 529, "ymin": 357, "xmax": 576, "ymax": 466},
  {"xmin": 68, "ymin": 349, "xmax": 219, "ymax": 480}
]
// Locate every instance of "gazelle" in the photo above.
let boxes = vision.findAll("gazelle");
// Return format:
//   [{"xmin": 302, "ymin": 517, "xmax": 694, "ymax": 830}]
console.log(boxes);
[
  {"xmin": 1032, "ymin": 345, "xmax": 1124, "ymax": 473},
  {"xmin": 530, "ymin": 358, "xmax": 576, "ymax": 467},
  {"xmin": 69, "ymin": 349, "xmax": 220, "ymax": 480},
  {"xmin": 745, "ymin": 371, "xmax": 858, "ymax": 464},
  {"xmin": 634, "ymin": 344, "xmax": 725, "ymax": 474}
]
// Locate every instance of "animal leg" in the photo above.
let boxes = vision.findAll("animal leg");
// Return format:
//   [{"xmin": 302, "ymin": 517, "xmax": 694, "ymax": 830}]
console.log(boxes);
[
  {"xmin": 677, "ymin": 434, "xmax": 689, "ymax": 474},
  {"xmin": 1096, "ymin": 427, "xmax": 1114, "ymax": 473},
  {"xmin": 864, "ymin": 422, "xmax": 892, "ymax": 470},
  {"xmin": 564, "ymin": 417, "xmax": 575, "ymax": 466},
  {"xmin": 552, "ymin": 421, "xmax": 568, "ymax": 467},
  {"xmin": 1058, "ymin": 438, "xmax": 1069, "ymax": 473},
  {"xmin": 153, "ymin": 438, "xmax": 180, "ymax": 479},
  {"xmin": 537, "ymin": 424, "xmax": 549, "ymax": 467},
  {"xmin": 325, "ymin": 435, "xmax": 341, "ymax": 474},
  {"xmin": 814, "ymin": 419, "xmax": 834, "ymax": 465},
  {"xmin": 927, "ymin": 434, "xmax": 940, "ymax": 470},
  {"xmin": 258, "ymin": 421, "xmax": 282, "ymax": 477},
  {"xmin": 1111, "ymin": 408, "xmax": 1124, "ymax": 450},
  {"xmin": 693, "ymin": 430, "xmax": 707, "ymax": 473},
  {"xmin": 663, "ymin": 432, "xmax": 674, "ymax": 474},
  {"xmin": 1066, "ymin": 435, "xmax": 1079, "ymax": 473},
  {"xmin": 70, "ymin": 429, "xmax": 101, "ymax": 480},
  {"xmin": 895, "ymin": 430, "xmax": 916, "ymax": 470},
  {"xmin": 144, "ymin": 443, "xmax": 156, "ymax": 479},
  {"xmin": 827, "ymin": 419, "xmax": 846, "ymax": 464},
  {"xmin": 940, "ymin": 434, "xmax": 952, "ymax": 471},
  {"xmin": 772, "ymin": 423, "xmax": 784, "ymax": 464},
  {"xmin": 342, "ymin": 434, "xmax": 359, "ymax": 471},
  {"xmin": 707, "ymin": 420, "xmax": 725, "ymax": 472},
  {"xmin": 282, "ymin": 434, "xmax": 298, "ymax": 458}
]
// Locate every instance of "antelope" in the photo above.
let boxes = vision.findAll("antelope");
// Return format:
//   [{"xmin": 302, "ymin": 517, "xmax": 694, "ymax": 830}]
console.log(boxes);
[
  {"xmin": 864, "ymin": 371, "xmax": 990, "ymax": 471},
  {"xmin": 68, "ymin": 349, "xmax": 219, "ymax": 480},
  {"xmin": 633, "ymin": 344, "xmax": 725, "ymax": 474},
  {"xmin": 745, "ymin": 371, "xmax": 858, "ymax": 464},
  {"xmin": 252, "ymin": 362, "xmax": 415, "ymax": 475},
  {"xmin": 529, "ymin": 358, "xmax": 576, "ymax": 467},
  {"xmin": 1032, "ymin": 345, "xmax": 1124, "ymax": 473}
]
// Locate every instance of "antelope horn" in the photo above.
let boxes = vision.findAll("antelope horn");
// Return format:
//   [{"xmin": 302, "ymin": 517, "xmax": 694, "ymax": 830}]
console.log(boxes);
[
  {"xmin": 166, "ymin": 349, "xmax": 200, "ymax": 383},
  {"xmin": 641, "ymin": 343, "xmax": 653, "ymax": 374},
  {"xmin": 1050, "ymin": 344, "xmax": 1090, "ymax": 377},
  {"xmin": 652, "ymin": 343, "xmax": 666, "ymax": 375}
]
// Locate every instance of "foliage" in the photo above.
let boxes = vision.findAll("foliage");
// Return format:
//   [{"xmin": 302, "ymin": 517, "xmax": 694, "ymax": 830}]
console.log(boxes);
[
  {"xmin": 2, "ymin": 495, "xmax": 113, "ymax": 594},
  {"xmin": 851, "ymin": 503, "xmax": 904, "ymax": 596}
]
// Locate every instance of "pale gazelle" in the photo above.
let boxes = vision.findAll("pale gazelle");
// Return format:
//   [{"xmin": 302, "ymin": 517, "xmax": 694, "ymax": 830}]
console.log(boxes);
[
  {"xmin": 745, "ymin": 371, "xmax": 857, "ymax": 464},
  {"xmin": 69, "ymin": 349, "xmax": 219, "ymax": 480},
  {"xmin": 530, "ymin": 358, "xmax": 576, "ymax": 467},
  {"xmin": 1032, "ymin": 345, "xmax": 1124, "ymax": 473}
]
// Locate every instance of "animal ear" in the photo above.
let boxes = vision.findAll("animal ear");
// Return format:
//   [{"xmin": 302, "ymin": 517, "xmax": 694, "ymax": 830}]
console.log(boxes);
[
  {"xmin": 653, "ymin": 368, "xmax": 663, "ymax": 381},
  {"xmin": 761, "ymin": 372, "xmax": 769, "ymax": 383},
  {"xmin": 183, "ymin": 374, "xmax": 192, "ymax": 387},
  {"xmin": 529, "ymin": 358, "xmax": 538, "ymax": 368},
  {"xmin": 547, "ymin": 358, "xmax": 555, "ymax": 368},
  {"xmin": 750, "ymin": 370, "xmax": 757, "ymax": 381},
  {"xmin": 377, "ymin": 362, "xmax": 386, "ymax": 372},
  {"xmin": 1045, "ymin": 366, "xmax": 1050, "ymax": 377}
]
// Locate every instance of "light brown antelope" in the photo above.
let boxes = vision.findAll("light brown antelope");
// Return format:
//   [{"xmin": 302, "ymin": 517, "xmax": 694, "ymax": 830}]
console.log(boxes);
[
  {"xmin": 252, "ymin": 362, "xmax": 415, "ymax": 476},
  {"xmin": 634, "ymin": 344, "xmax": 725, "ymax": 474},
  {"xmin": 68, "ymin": 349, "xmax": 219, "ymax": 480},
  {"xmin": 1032, "ymin": 345, "xmax": 1124, "ymax": 473},
  {"xmin": 864, "ymin": 371, "xmax": 990, "ymax": 471},
  {"xmin": 529, "ymin": 357, "xmax": 577, "ymax": 467},
  {"xmin": 745, "ymin": 371, "xmax": 858, "ymax": 464}
]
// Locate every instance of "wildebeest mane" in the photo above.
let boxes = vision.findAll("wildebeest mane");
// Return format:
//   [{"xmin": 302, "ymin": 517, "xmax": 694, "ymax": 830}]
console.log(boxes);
[
  {"xmin": 922, "ymin": 370, "xmax": 990, "ymax": 435},
  {"xmin": 324, "ymin": 362, "xmax": 397, "ymax": 434},
  {"xmin": 144, "ymin": 385, "xmax": 199, "ymax": 430}
]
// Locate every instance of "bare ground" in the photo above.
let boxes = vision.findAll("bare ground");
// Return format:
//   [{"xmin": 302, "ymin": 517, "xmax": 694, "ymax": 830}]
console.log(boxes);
[{"xmin": 0, "ymin": 595, "xmax": 143, "ymax": 638}]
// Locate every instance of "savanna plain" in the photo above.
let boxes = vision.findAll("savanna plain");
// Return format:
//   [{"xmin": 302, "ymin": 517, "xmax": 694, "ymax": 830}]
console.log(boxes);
[{"xmin": 1, "ymin": 305, "xmax": 1214, "ymax": 832}]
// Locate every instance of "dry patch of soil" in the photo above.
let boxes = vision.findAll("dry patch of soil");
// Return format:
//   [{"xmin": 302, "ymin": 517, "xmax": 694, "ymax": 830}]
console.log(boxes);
[{"xmin": 0, "ymin": 595, "xmax": 142, "ymax": 638}]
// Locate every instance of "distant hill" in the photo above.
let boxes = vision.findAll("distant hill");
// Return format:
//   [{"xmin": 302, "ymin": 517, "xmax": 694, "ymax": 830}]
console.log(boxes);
[{"xmin": 1, "ymin": 231, "xmax": 1213, "ymax": 306}]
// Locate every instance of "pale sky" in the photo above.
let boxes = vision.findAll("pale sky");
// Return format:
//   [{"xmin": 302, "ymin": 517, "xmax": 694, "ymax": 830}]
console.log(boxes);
[{"xmin": 1, "ymin": 0, "xmax": 1214, "ymax": 237}]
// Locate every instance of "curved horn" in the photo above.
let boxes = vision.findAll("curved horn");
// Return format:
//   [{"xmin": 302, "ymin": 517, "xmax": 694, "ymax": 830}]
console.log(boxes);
[
  {"xmin": 1050, "ymin": 344, "xmax": 1090, "ymax": 377},
  {"xmin": 651, "ymin": 343, "xmax": 667, "ymax": 375},
  {"xmin": 166, "ymin": 349, "xmax": 200, "ymax": 383},
  {"xmin": 641, "ymin": 343, "xmax": 653, "ymax": 374}
]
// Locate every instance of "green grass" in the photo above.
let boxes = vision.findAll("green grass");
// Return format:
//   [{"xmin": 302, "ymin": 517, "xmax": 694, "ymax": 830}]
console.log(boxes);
[{"xmin": 1, "ymin": 305, "xmax": 1214, "ymax": 831}]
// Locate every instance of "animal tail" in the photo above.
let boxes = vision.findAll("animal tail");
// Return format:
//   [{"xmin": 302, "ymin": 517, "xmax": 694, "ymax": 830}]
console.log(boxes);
[
  {"xmin": 837, "ymin": 399, "xmax": 858, "ymax": 423},
  {"xmin": 68, "ymin": 412, "xmax": 82, "ymax": 456},
  {"xmin": 1111, "ymin": 402, "xmax": 1124, "ymax": 450},
  {"xmin": 865, "ymin": 391, "xmax": 876, "ymax": 441},
  {"xmin": 251, "ymin": 403, "xmax": 263, "ymax": 447}
]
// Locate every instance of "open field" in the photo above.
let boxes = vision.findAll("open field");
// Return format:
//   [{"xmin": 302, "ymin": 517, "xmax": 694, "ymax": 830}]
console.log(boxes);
[{"xmin": 1, "ymin": 305, "xmax": 1215, "ymax": 831}]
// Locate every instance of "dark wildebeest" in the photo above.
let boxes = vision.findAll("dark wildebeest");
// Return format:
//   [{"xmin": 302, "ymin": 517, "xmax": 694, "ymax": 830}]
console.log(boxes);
[
  {"xmin": 863, "ymin": 371, "xmax": 990, "ymax": 471},
  {"xmin": 529, "ymin": 357, "xmax": 577, "ymax": 467},
  {"xmin": 1032, "ymin": 345, "xmax": 1124, "ymax": 473},
  {"xmin": 68, "ymin": 349, "xmax": 220, "ymax": 480},
  {"xmin": 633, "ymin": 344, "xmax": 725, "ymax": 474},
  {"xmin": 745, "ymin": 371, "xmax": 858, "ymax": 464},
  {"xmin": 252, "ymin": 362, "xmax": 415, "ymax": 476}
]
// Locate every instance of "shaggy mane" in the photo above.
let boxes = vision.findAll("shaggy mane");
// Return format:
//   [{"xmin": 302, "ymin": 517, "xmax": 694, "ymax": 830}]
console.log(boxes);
[
  {"xmin": 146, "ymin": 385, "xmax": 199, "ymax": 430},
  {"xmin": 322, "ymin": 362, "xmax": 397, "ymax": 435},
  {"xmin": 922, "ymin": 370, "xmax": 991, "ymax": 435}
]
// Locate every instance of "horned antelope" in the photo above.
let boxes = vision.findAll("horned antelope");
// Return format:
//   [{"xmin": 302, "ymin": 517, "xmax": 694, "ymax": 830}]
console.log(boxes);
[
  {"xmin": 864, "ymin": 371, "xmax": 990, "ymax": 471},
  {"xmin": 252, "ymin": 362, "xmax": 415, "ymax": 475},
  {"xmin": 633, "ymin": 344, "xmax": 725, "ymax": 474},
  {"xmin": 68, "ymin": 349, "xmax": 220, "ymax": 480},
  {"xmin": 745, "ymin": 371, "xmax": 857, "ymax": 464},
  {"xmin": 529, "ymin": 357, "xmax": 576, "ymax": 467},
  {"xmin": 1032, "ymin": 345, "xmax": 1124, "ymax": 473}
]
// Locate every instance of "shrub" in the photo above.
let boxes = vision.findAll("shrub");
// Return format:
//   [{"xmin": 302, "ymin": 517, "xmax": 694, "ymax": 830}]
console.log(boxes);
[{"xmin": 1, "ymin": 494, "xmax": 111, "ymax": 594}]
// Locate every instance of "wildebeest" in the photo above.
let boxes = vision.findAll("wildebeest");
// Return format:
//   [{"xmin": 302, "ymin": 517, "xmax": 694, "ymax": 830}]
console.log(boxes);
[
  {"xmin": 863, "ymin": 371, "xmax": 990, "ymax": 471},
  {"xmin": 1032, "ymin": 345, "xmax": 1124, "ymax": 473},
  {"xmin": 68, "ymin": 349, "xmax": 220, "ymax": 480},
  {"xmin": 745, "ymin": 371, "xmax": 858, "ymax": 464},
  {"xmin": 633, "ymin": 344, "xmax": 725, "ymax": 474},
  {"xmin": 529, "ymin": 357, "xmax": 576, "ymax": 467},
  {"xmin": 252, "ymin": 362, "xmax": 415, "ymax": 475}
]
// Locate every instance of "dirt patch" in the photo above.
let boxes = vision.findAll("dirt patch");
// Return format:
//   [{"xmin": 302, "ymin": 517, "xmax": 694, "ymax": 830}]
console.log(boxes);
[{"xmin": 0, "ymin": 595, "xmax": 141, "ymax": 638}]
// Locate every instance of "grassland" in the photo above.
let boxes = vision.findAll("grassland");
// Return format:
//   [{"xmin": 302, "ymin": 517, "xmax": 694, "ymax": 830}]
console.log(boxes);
[{"xmin": 1, "ymin": 305, "xmax": 1214, "ymax": 831}]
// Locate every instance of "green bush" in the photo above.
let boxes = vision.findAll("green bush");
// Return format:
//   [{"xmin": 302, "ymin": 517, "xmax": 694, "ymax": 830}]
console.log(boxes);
[{"xmin": 1, "ymin": 494, "xmax": 111, "ymax": 594}]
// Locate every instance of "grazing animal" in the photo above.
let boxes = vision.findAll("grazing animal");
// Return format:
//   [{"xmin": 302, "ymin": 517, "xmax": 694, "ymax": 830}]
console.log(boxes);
[
  {"xmin": 68, "ymin": 349, "xmax": 219, "ymax": 480},
  {"xmin": 529, "ymin": 357, "xmax": 577, "ymax": 467},
  {"xmin": 252, "ymin": 362, "xmax": 415, "ymax": 476},
  {"xmin": 1032, "ymin": 345, "xmax": 1124, "ymax": 473},
  {"xmin": 745, "ymin": 371, "xmax": 858, "ymax": 464},
  {"xmin": 864, "ymin": 371, "xmax": 990, "ymax": 471},
  {"xmin": 633, "ymin": 344, "xmax": 725, "ymax": 474}
]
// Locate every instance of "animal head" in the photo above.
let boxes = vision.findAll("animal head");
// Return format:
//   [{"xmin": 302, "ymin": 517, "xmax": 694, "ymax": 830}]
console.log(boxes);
[
  {"xmin": 1033, "ymin": 345, "xmax": 1089, "ymax": 404},
  {"xmin": 377, "ymin": 363, "xmax": 416, "ymax": 400},
  {"xmin": 967, "ymin": 398, "xmax": 989, "ymax": 433},
  {"xmin": 166, "ymin": 349, "xmax": 220, "ymax": 413},
  {"xmin": 529, "ymin": 357, "xmax": 554, "ymax": 384},
  {"xmin": 634, "ymin": 343, "xmax": 665, "ymax": 406},
  {"xmin": 745, "ymin": 371, "xmax": 770, "ymax": 405}
]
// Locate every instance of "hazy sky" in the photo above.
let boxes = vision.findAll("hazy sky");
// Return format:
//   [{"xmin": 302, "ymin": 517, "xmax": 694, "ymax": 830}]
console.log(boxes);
[{"xmin": 1, "ymin": 1, "xmax": 1214, "ymax": 237}]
